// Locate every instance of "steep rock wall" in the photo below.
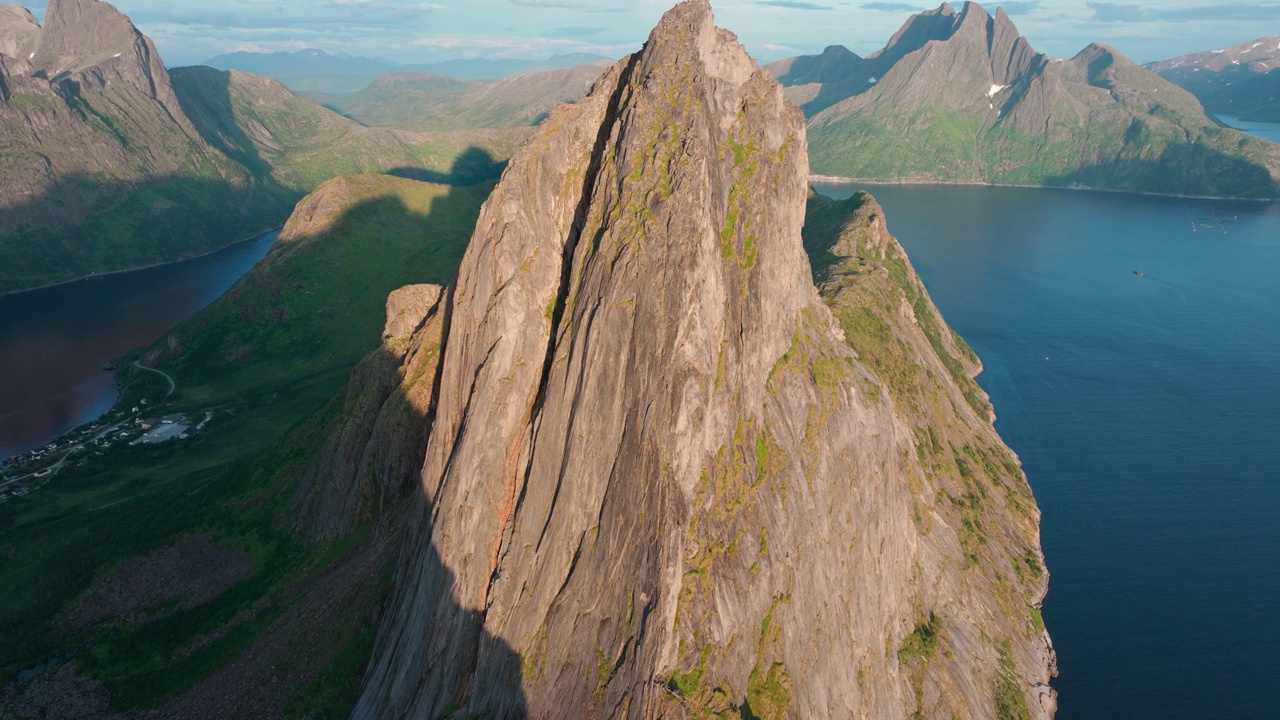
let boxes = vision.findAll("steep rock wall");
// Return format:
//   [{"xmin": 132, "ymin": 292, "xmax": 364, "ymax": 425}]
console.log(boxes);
[{"xmin": 354, "ymin": 2, "xmax": 1054, "ymax": 718}]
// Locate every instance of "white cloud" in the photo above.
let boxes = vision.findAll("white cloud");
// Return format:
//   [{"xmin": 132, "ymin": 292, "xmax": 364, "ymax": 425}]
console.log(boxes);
[{"xmin": 23, "ymin": 0, "xmax": 1275, "ymax": 68}]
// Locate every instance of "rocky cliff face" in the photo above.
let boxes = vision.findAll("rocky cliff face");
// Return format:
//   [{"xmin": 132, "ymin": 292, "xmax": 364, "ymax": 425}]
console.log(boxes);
[
  {"xmin": 776, "ymin": 1, "xmax": 1280, "ymax": 198},
  {"xmin": 34, "ymin": 0, "xmax": 189, "ymax": 126},
  {"xmin": 291, "ymin": 283, "xmax": 448, "ymax": 541},
  {"xmin": 767, "ymin": 45, "xmax": 865, "ymax": 116},
  {"xmin": 348, "ymin": 2, "xmax": 1053, "ymax": 718},
  {"xmin": 0, "ymin": 5, "xmax": 38, "ymax": 61},
  {"xmin": 0, "ymin": 0, "xmax": 205, "ymax": 217}
]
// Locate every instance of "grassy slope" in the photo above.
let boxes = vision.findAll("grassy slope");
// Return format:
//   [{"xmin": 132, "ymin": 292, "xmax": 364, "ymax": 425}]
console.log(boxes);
[
  {"xmin": 805, "ymin": 190, "xmax": 1044, "ymax": 718},
  {"xmin": 155, "ymin": 174, "xmax": 485, "ymax": 404},
  {"xmin": 0, "ymin": 175, "xmax": 487, "ymax": 716},
  {"xmin": 174, "ymin": 68, "xmax": 521, "ymax": 190}
]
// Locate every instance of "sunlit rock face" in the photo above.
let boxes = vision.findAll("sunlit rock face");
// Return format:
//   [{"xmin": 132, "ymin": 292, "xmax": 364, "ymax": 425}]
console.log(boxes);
[{"xmin": 351, "ymin": 2, "xmax": 1055, "ymax": 718}]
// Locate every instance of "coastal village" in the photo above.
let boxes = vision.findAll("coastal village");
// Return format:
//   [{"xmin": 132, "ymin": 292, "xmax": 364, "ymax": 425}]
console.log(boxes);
[{"xmin": 0, "ymin": 399, "xmax": 212, "ymax": 505}]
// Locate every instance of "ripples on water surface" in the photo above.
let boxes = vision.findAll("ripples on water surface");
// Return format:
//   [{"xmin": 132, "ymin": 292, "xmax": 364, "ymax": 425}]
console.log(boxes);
[
  {"xmin": 0, "ymin": 231, "xmax": 278, "ymax": 460},
  {"xmin": 814, "ymin": 181, "xmax": 1280, "ymax": 720}
]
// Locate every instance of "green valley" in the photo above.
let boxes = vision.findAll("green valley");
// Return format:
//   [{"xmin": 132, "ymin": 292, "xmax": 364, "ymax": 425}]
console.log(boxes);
[{"xmin": 0, "ymin": 172, "xmax": 487, "ymax": 717}]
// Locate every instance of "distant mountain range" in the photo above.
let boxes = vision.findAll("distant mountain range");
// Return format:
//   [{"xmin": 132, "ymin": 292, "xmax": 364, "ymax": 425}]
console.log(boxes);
[
  {"xmin": 770, "ymin": 2, "xmax": 1280, "ymax": 199},
  {"xmin": 0, "ymin": 0, "xmax": 293, "ymax": 293},
  {"xmin": 204, "ymin": 49, "xmax": 614, "ymax": 93},
  {"xmin": 202, "ymin": 49, "xmax": 398, "ymax": 94},
  {"xmin": 1148, "ymin": 37, "xmax": 1280, "ymax": 124},
  {"xmin": 0, "ymin": 0, "xmax": 600, "ymax": 294},
  {"xmin": 4, "ymin": 0, "xmax": 1278, "ymax": 298},
  {"xmin": 310, "ymin": 61, "xmax": 612, "ymax": 132}
]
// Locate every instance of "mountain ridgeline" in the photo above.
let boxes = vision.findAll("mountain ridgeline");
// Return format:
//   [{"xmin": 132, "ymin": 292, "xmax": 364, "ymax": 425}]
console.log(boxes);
[
  {"xmin": 311, "ymin": 61, "xmax": 612, "ymax": 133},
  {"xmin": 204, "ymin": 49, "xmax": 614, "ymax": 92},
  {"xmin": 1148, "ymin": 37, "xmax": 1280, "ymax": 124},
  {"xmin": 770, "ymin": 1, "xmax": 1280, "ymax": 198},
  {"xmin": 0, "ymin": 0, "xmax": 526, "ymax": 294},
  {"xmin": 0, "ymin": 0, "xmax": 292, "ymax": 293},
  {"xmin": 288, "ymin": 2, "xmax": 1055, "ymax": 717}
]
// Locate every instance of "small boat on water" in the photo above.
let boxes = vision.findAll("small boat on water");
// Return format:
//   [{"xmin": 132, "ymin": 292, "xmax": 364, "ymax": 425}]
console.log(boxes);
[{"xmin": 1133, "ymin": 270, "xmax": 1144, "ymax": 276}]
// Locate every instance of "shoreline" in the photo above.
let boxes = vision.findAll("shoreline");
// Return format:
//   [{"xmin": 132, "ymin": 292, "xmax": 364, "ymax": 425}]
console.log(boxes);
[
  {"xmin": 807, "ymin": 175, "xmax": 1280, "ymax": 203},
  {"xmin": 0, "ymin": 225, "xmax": 284, "ymax": 300}
]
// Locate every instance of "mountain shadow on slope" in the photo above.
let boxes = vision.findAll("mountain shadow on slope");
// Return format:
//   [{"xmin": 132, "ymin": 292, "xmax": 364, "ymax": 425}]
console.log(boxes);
[
  {"xmin": 0, "ymin": 156, "xmax": 525, "ymax": 719},
  {"xmin": 386, "ymin": 146, "xmax": 508, "ymax": 186},
  {"xmin": 0, "ymin": 171, "xmax": 295, "ymax": 295},
  {"xmin": 171, "ymin": 66, "xmax": 272, "ymax": 176},
  {"xmin": 1041, "ymin": 134, "xmax": 1277, "ymax": 197}
]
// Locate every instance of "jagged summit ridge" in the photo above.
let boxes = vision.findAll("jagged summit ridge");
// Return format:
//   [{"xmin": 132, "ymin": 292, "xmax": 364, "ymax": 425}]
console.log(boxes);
[
  {"xmin": 352, "ymin": 1, "xmax": 1052, "ymax": 719},
  {"xmin": 2, "ymin": 0, "xmax": 180, "ymax": 100},
  {"xmin": 0, "ymin": 5, "xmax": 40, "ymax": 60},
  {"xmin": 774, "ymin": 0, "xmax": 1280, "ymax": 197},
  {"xmin": 875, "ymin": 0, "xmax": 1036, "ymax": 80}
]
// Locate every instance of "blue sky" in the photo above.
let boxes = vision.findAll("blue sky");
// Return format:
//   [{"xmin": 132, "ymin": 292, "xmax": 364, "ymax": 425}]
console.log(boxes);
[{"xmin": 20, "ymin": 0, "xmax": 1280, "ymax": 67}]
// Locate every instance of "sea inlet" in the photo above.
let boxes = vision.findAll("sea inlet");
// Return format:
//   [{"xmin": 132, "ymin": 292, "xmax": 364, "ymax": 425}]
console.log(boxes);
[{"xmin": 0, "ymin": 230, "xmax": 278, "ymax": 462}]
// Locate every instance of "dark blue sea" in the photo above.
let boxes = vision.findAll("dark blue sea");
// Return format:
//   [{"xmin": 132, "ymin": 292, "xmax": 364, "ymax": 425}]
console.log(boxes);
[
  {"xmin": 814, "ymin": 181, "xmax": 1280, "ymax": 719},
  {"xmin": 0, "ymin": 231, "xmax": 278, "ymax": 461}
]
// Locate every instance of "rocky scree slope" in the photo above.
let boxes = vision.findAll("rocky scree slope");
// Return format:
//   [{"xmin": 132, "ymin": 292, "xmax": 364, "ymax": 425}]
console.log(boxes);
[
  {"xmin": 336, "ymin": 1, "xmax": 1054, "ymax": 718},
  {"xmin": 1148, "ymin": 37, "xmax": 1280, "ymax": 123},
  {"xmin": 772, "ymin": 1, "xmax": 1280, "ymax": 198}
]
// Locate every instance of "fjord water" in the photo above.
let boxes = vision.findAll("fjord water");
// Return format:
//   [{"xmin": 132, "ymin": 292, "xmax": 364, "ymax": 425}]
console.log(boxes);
[
  {"xmin": 0, "ymin": 231, "xmax": 279, "ymax": 461},
  {"xmin": 1218, "ymin": 114, "xmax": 1280, "ymax": 144},
  {"xmin": 814, "ymin": 182, "xmax": 1280, "ymax": 719}
]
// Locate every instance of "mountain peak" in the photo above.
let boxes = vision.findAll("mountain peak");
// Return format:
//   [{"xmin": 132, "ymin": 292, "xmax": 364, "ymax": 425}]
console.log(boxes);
[
  {"xmin": 644, "ymin": 0, "xmax": 750, "ymax": 78},
  {"xmin": 801, "ymin": 0, "xmax": 1280, "ymax": 197},
  {"xmin": 0, "ymin": 5, "xmax": 41, "ymax": 60},
  {"xmin": 1148, "ymin": 35, "xmax": 1280, "ymax": 123},
  {"xmin": 30, "ymin": 0, "xmax": 188, "ymax": 124},
  {"xmin": 352, "ymin": 0, "xmax": 821, "ymax": 714},
  {"xmin": 769, "ymin": 44, "xmax": 861, "ymax": 80},
  {"xmin": 37, "ymin": 0, "xmax": 142, "ymax": 74},
  {"xmin": 346, "ymin": 0, "xmax": 1059, "ymax": 717}
]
